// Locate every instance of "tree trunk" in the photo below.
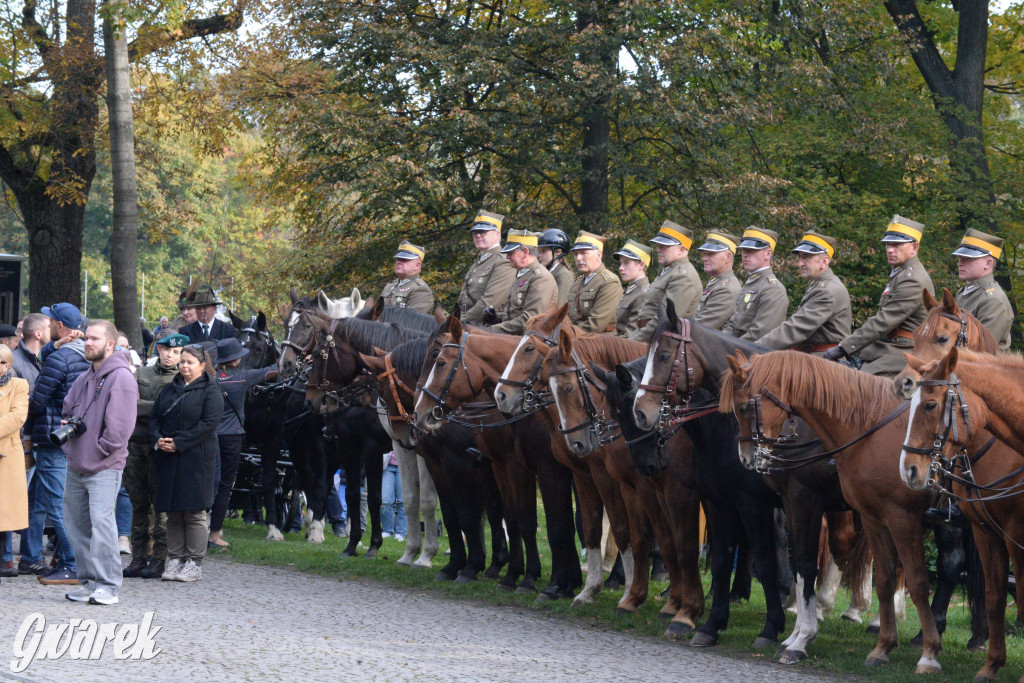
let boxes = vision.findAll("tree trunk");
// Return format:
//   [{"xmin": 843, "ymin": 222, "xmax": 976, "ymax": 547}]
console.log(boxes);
[
  {"xmin": 576, "ymin": 4, "xmax": 615, "ymax": 234},
  {"xmin": 22, "ymin": 193, "xmax": 87, "ymax": 309},
  {"xmin": 103, "ymin": 1, "xmax": 142, "ymax": 349}
]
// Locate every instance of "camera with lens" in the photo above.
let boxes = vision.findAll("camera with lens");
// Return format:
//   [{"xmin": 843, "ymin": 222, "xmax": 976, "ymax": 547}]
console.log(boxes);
[{"xmin": 49, "ymin": 416, "xmax": 86, "ymax": 447}]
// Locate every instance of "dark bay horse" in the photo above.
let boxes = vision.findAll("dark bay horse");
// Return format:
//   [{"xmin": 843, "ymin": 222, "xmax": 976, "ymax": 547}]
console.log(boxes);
[{"xmin": 901, "ymin": 350, "xmax": 1024, "ymax": 682}]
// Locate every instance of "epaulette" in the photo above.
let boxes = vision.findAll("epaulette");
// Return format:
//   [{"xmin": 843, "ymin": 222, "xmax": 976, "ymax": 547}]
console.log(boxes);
[
  {"xmin": 601, "ymin": 270, "xmax": 614, "ymax": 281},
  {"xmin": 416, "ymin": 277, "xmax": 427, "ymax": 286},
  {"xmin": 479, "ymin": 252, "xmax": 493, "ymax": 263}
]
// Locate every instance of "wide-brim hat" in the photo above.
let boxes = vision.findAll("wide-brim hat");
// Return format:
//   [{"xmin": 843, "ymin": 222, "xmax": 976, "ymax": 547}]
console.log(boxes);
[
  {"xmin": 215, "ymin": 337, "xmax": 249, "ymax": 364},
  {"xmin": 952, "ymin": 228, "xmax": 1002, "ymax": 259},
  {"xmin": 394, "ymin": 240, "xmax": 426, "ymax": 260},
  {"xmin": 697, "ymin": 231, "xmax": 740, "ymax": 254},
  {"xmin": 649, "ymin": 220, "xmax": 693, "ymax": 248},
  {"xmin": 738, "ymin": 226, "xmax": 778, "ymax": 251},
  {"xmin": 791, "ymin": 230, "xmax": 836, "ymax": 258},
  {"xmin": 881, "ymin": 214, "xmax": 924, "ymax": 243},
  {"xmin": 185, "ymin": 286, "xmax": 222, "ymax": 308}
]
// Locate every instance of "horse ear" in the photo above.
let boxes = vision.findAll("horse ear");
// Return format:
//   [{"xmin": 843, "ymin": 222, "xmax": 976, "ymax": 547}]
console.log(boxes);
[
  {"xmin": 317, "ymin": 291, "xmax": 332, "ymax": 312},
  {"xmin": 229, "ymin": 310, "xmax": 245, "ymax": 330},
  {"xmin": 940, "ymin": 288, "xmax": 959, "ymax": 315},
  {"xmin": 938, "ymin": 345, "xmax": 959, "ymax": 376},
  {"xmin": 277, "ymin": 303, "xmax": 290, "ymax": 323},
  {"xmin": 615, "ymin": 363, "xmax": 634, "ymax": 391},
  {"xmin": 434, "ymin": 306, "xmax": 446, "ymax": 323},
  {"xmin": 904, "ymin": 352, "xmax": 927, "ymax": 373},
  {"xmin": 554, "ymin": 302, "xmax": 569, "ymax": 326},
  {"xmin": 451, "ymin": 303, "xmax": 462, "ymax": 320},
  {"xmin": 372, "ymin": 346, "xmax": 387, "ymax": 357},
  {"xmin": 556, "ymin": 326, "xmax": 573, "ymax": 363},
  {"xmin": 922, "ymin": 288, "xmax": 939, "ymax": 311},
  {"xmin": 256, "ymin": 311, "xmax": 267, "ymax": 330},
  {"xmin": 727, "ymin": 353, "xmax": 748, "ymax": 382},
  {"xmin": 450, "ymin": 316, "xmax": 464, "ymax": 340},
  {"xmin": 289, "ymin": 286, "xmax": 300, "ymax": 304},
  {"xmin": 372, "ymin": 297, "xmax": 385, "ymax": 319},
  {"xmin": 351, "ymin": 287, "xmax": 362, "ymax": 309},
  {"xmin": 666, "ymin": 298, "xmax": 679, "ymax": 329},
  {"xmin": 359, "ymin": 352, "xmax": 385, "ymax": 372},
  {"xmin": 307, "ymin": 315, "xmax": 330, "ymax": 332}
]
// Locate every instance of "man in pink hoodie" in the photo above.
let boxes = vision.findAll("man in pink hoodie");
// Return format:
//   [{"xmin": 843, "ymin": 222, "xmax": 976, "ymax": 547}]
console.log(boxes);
[{"xmin": 60, "ymin": 320, "xmax": 138, "ymax": 605}]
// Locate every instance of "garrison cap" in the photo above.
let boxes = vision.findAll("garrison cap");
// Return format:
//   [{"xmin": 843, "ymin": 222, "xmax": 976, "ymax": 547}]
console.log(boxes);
[
  {"xmin": 738, "ymin": 226, "xmax": 778, "ymax": 251},
  {"xmin": 649, "ymin": 220, "xmax": 693, "ymax": 249},
  {"xmin": 791, "ymin": 230, "xmax": 837, "ymax": 258},
  {"xmin": 393, "ymin": 240, "xmax": 426, "ymax": 261},
  {"xmin": 612, "ymin": 239, "xmax": 653, "ymax": 267},
  {"xmin": 952, "ymin": 228, "xmax": 1002, "ymax": 259},
  {"xmin": 881, "ymin": 214, "xmax": 924, "ymax": 243},
  {"xmin": 697, "ymin": 231, "xmax": 740, "ymax": 254},
  {"xmin": 500, "ymin": 229, "xmax": 541, "ymax": 254},
  {"xmin": 570, "ymin": 230, "xmax": 608, "ymax": 252},
  {"xmin": 470, "ymin": 210, "xmax": 504, "ymax": 232},
  {"xmin": 156, "ymin": 333, "xmax": 190, "ymax": 348}
]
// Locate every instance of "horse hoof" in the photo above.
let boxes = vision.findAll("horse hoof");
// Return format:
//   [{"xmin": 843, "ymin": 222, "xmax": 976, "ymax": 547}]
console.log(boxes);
[
  {"xmin": 572, "ymin": 595, "xmax": 595, "ymax": 608},
  {"xmin": 657, "ymin": 610, "xmax": 674, "ymax": 623},
  {"xmin": 496, "ymin": 582, "xmax": 515, "ymax": 592},
  {"xmin": 915, "ymin": 660, "xmax": 941, "ymax": 674},
  {"xmin": 483, "ymin": 567, "xmax": 502, "ymax": 580},
  {"xmin": 865, "ymin": 624, "xmax": 880, "ymax": 635},
  {"xmin": 753, "ymin": 636, "xmax": 776, "ymax": 651},
  {"xmin": 973, "ymin": 674, "xmax": 997, "ymax": 683},
  {"xmin": 841, "ymin": 613, "xmax": 863, "ymax": 624},
  {"xmin": 265, "ymin": 526, "xmax": 284, "ymax": 542},
  {"xmin": 340, "ymin": 548, "xmax": 358, "ymax": 558},
  {"xmin": 651, "ymin": 571, "xmax": 669, "ymax": 582},
  {"xmin": 779, "ymin": 649, "xmax": 807, "ymax": 665},
  {"xmin": 864, "ymin": 655, "xmax": 888, "ymax": 668},
  {"xmin": 365, "ymin": 547, "xmax": 378, "ymax": 559},
  {"xmin": 689, "ymin": 632, "xmax": 718, "ymax": 648},
  {"xmin": 515, "ymin": 585, "xmax": 538, "ymax": 595},
  {"xmin": 664, "ymin": 621, "xmax": 694, "ymax": 639},
  {"xmin": 966, "ymin": 638, "xmax": 987, "ymax": 653},
  {"xmin": 433, "ymin": 570, "xmax": 456, "ymax": 582},
  {"xmin": 396, "ymin": 557, "xmax": 414, "ymax": 568},
  {"xmin": 454, "ymin": 574, "xmax": 475, "ymax": 584},
  {"xmin": 615, "ymin": 606, "xmax": 638, "ymax": 617},
  {"xmin": 413, "ymin": 558, "xmax": 433, "ymax": 569},
  {"xmin": 535, "ymin": 592, "xmax": 553, "ymax": 604}
]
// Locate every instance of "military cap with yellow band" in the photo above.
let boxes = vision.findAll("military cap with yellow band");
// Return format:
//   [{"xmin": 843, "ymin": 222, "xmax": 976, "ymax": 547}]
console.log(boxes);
[
  {"xmin": 393, "ymin": 240, "xmax": 426, "ymax": 261},
  {"xmin": 880, "ymin": 214, "xmax": 924, "ymax": 243},
  {"xmin": 696, "ymin": 230, "xmax": 740, "ymax": 254},
  {"xmin": 738, "ymin": 226, "xmax": 778, "ymax": 251},
  {"xmin": 570, "ymin": 230, "xmax": 608, "ymax": 252},
  {"xmin": 952, "ymin": 228, "xmax": 1002, "ymax": 260},
  {"xmin": 500, "ymin": 229, "xmax": 541, "ymax": 254},
  {"xmin": 612, "ymin": 239, "xmax": 653, "ymax": 267},
  {"xmin": 649, "ymin": 220, "xmax": 693, "ymax": 249},
  {"xmin": 791, "ymin": 230, "xmax": 837, "ymax": 258},
  {"xmin": 470, "ymin": 209, "xmax": 505, "ymax": 232}
]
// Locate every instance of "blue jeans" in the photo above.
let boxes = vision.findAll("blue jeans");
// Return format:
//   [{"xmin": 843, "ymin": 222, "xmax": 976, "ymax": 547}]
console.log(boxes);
[
  {"xmin": 116, "ymin": 485, "xmax": 131, "ymax": 536},
  {"xmin": 380, "ymin": 463, "xmax": 406, "ymax": 536},
  {"xmin": 4, "ymin": 466, "xmax": 34, "ymax": 562},
  {"xmin": 24, "ymin": 447, "xmax": 75, "ymax": 571}
]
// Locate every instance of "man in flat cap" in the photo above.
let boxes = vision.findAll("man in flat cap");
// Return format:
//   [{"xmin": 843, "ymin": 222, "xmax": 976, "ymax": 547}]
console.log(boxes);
[
  {"xmin": 612, "ymin": 240, "xmax": 652, "ymax": 337},
  {"xmin": 756, "ymin": 231, "xmax": 851, "ymax": 353},
  {"xmin": 482, "ymin": 230, "xmax": 558, "ymax": 335},
  {"xmin": 952, "ymin": 229, "xmax": 1013, "ymax": 351},
  {"xmin": 722, "ymin": 226, "xmax": 788, "ymax": 340},
  {"xmin": 567, "ymin": 231, "xmax": 623, "ymax": 333},
  {"xmin": 629, "ymin": 220, "xmax": 703, "ymax": 342},
  {"xmin": 456, "ymin": 210, "xmax": 517, "ymax": 325},
  {"xmin": 381, "ymin": 240, "xmax": 434, "ymax": 314},
  {"xmin": 825, "ymin": 215, "xmax": 935, "ymax": 376},
  {"xmin": 693, "ymin": 231, "xmax": 741, "ymax": 330}
]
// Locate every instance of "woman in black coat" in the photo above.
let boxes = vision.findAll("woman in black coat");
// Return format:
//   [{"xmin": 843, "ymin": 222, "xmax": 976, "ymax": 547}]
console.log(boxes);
[{"xmin": 150, "ymin": 345, "xmax": 223, "ymax": 583}]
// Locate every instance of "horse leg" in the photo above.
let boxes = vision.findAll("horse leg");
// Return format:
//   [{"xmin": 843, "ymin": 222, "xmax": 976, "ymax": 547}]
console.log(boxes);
[
  {"xmin": 691, "ymin": 500, "xmax": 737, "ymax": 648},
  {"xmin": 422, "ymin": 453, "xmax": 464, "ymax": 581},
  {"xmin": 971, "ymin": 526, "xmax": 1008, "ymax": 681},
  {"xmin": 304, "ymin": 435, "xmax": 330, "ymax": 544},
  {"xmin": 570, "ymin": 471, "xmax": 607, "ymax": 607},
  {"xmin": 887, "ymin": 516, "xmax": 942, "ymax": 673},
  {"xmin": 742, "ymin": 500, "xmax": 786, "ymax": 650},
  {"xmin": 615, "ymin": 483, "xmax": 651, "ymax": 615},
  {"xmin": 261, "ymin": 441, "xmax": 284, "ymax": 541},
  {"xmin": 394, "ymin": 443, "xmax": 421, "ymax": 567},
  {"xmin": 363, "ymin": 442, "xmax": 385, "ymax": 559},
  {"xmin": 730, "ymin": 534, "xmax": 753, "ymax": 603},
  {"xmin": 483, "ymin": 456, "xmax": 520, "ymax": 585},
  {"xmin": 863, "ymin": 521, "xmax": 899, "ymax": 667},
  {"xmin": 534, "ymin": 455, "xmax": 578, "ymax": 600},
  {"xmin": 778, "ymin": 496, "xmax": 826, "ymax": 664},
  {"xmin": 657, "ymin": 470, "xmax": 702, "ymax": 639},
  {"xmin": 340, "ymin": 454, "xmax": 363, "ymax": 557},
  {"xmin": 912, "ymin": 524, "xmax": 959, "ymax": 645},
  {"xmin": 416, "ymin": 455, "xmax": 439, "ymax": 568},
  {"xmin": 962, "ymin": 524, "xmax": 989, "ymax": 651}
]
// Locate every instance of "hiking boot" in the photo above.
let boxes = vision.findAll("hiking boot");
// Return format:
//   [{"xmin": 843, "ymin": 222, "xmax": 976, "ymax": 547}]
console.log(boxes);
[
  {"xmin": 139, "ymin": 558, "xmax": 165, "ymax": 580},
  {"xmin": 174, "ymin": 559, "xmax": 202, "ymax": 582},
  {"xmin": 65, "ymin": 584, "xmax": 94, "ymax": 602},
  {"xmin": 1, "ymin": 560, "xmax": 17, "ymax": 577},
  {"xmin": 160, "ymin": 558, "xmax": 182, "ymax": 581},
  {"xmin": 122, "ymin": 557, "xmax": 148, "ymax": 578},
  {"xmin": 88, "ymin": 588, "xmax": 119, "ymax": 605},
  {"xmin": 18, "ymin": 559, "xmax": 51, "ymax": 576},
  {"xmin": 38, "ymin": 566, "xmax": 79, "ymax": 585}
]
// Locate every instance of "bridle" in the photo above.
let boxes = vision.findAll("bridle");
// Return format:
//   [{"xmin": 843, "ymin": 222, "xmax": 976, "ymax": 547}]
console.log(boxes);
[
  {"xmin": 902, "ymin": 373, "xmax": 971, "ymax": 471},
  {"xmin": 239, "ymin": 321, "xmax": 280, "ymax": 368},
  {"xmin": 937, "ymin": 310, "xmax": 970, "ymax": 349},
  {"xmin": 280, "ymin": 309, "xmax": 319, "ymax": 359},
  {"xmin": 548, "ymin": 350, "xmax": 621, "ymax": 446},
  {"xmin": 496, "ymin": 325, "xmax": 562, "ymax": 412},
  {"xmin": 304, "ymin": 322, "xmax": 375, "ymax": 410},
  {"xmin": 418, "ymin": 332, "xmax": 481, "ymax": 421},
  {"xmin": 379, "ymin": 352, "xmax": 416, "ymax": 423}
]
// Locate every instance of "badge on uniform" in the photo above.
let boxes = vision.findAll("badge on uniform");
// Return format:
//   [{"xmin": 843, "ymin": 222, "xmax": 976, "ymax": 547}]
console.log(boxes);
[
  {"xmin": 478, "ymin": 277, "xmax": 485, "ymax": 283},
  {"xmin": 583, "ymin": 301, "xmax": 591, "ymax": 308},
  {"xmin": 744, "ymin": 293, "xmax": 751, "ymax": 304}
]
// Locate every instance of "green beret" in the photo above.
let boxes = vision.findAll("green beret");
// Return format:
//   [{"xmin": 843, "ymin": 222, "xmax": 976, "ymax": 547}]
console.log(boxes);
[{"xmin": 156, "ymin": 333, "xmax": 190, "ymax": 348}]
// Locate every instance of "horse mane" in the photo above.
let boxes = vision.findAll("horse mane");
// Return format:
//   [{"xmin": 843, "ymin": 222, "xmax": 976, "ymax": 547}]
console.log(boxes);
[
  {"xmin": 571, "ymin": 335, "xmax": 647, "ymax": 366},
  {"xmin": 957, "ymin": 347, "xmax": 1024, "ymax": 368},
  {"xmin": 721, "ymin": 351, "xmax": 900, "ymax": 426},
  {"xmin": 388, "ymin": 337, "xmax": 430, "ymax": 378},
  {"xmin": 365, "ymin": 305, "xmax": 438, "ymax": 334},
  {"xmin": 340, "ymin": 317, "xmax": 427, "ymax": 354}
]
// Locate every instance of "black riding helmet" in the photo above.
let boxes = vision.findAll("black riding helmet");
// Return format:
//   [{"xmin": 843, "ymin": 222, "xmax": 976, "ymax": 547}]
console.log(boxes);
[{"xmin": 538, "ymin": 228, "xmax": 570, "ymax": 259}]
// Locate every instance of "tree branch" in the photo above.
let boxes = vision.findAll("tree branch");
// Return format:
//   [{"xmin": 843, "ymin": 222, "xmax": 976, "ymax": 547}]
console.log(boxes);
[
  {"xmin": 21, "ymin": 0, "xmax": 54, "ymax": 66},
  {"xmin": 128, "ymin": 8, "xmax": 244, "ymax": 61},
  {"xmin": 883, "ymin": 0, "xmax": 956, "ymax": 100}
]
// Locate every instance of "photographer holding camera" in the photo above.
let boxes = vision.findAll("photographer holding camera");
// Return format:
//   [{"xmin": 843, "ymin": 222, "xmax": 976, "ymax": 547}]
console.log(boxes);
[{"xmin": 59, "ymin": 320, "xmax": 138, "ymax": 605}]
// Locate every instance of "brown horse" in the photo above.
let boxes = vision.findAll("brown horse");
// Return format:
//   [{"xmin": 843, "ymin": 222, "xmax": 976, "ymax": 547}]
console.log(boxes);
[
  {"xmin": 901, "ymin": 350, "xmax": 1024, "ymax": 682},
  {"xmin": 720, "ymin": 350, "xmax": 943, "ymax": 674}
]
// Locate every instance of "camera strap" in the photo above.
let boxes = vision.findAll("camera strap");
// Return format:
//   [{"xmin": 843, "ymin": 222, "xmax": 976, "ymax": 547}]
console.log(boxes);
[{"xmin": 69, "ymin": 375, "xmax": 107, "ymax": 419}]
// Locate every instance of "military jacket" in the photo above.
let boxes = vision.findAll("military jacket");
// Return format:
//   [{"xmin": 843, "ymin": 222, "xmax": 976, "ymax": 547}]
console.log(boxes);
[
  {"xmin": 956, "ymin": 273, "xmax": 1013, "ymax": 351},
  {"xmin": 694, "ymin": 270, "xmax": 740, "ymax": 331},
  {"xmin": 132, "ymin": 362, "xmax": 179, "ymax": 441},
  {"xmin": 568, "ymin": 265, "xmax": 624, "ymax": 334},
  {"xmin": 381, "ymin": 277, "xmax": 434, "ymax": 314},
  {"xmin": 841, "ymin": 254, "xmax": 934, "ymax": 376},
  {"xmin": 615, "ymin": 277, "xmax": 650, "ymax": 337},
  {"xmin": 757, "ymin": 269, "xmax": 851, "ymax": 351},
  {"xmin": 629, "ymin": 259, "xmax": 703, "ymax": 342},
  {"xmin": 549, "ymin": 261, "xmax": 575, "ymax": 307},
  {"xmin": 457, "ymin": 245, "xmax": 517, "ymax": 325},
  {"xmin": 489, "ymin": 263, "xmax": 559, "ymax": 336},
  {"xmin": 722, "ymin": 268, "xmax": 788, "ymax": 341}
]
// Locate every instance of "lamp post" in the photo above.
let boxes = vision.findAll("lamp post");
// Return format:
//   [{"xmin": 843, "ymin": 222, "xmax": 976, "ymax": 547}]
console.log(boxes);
[{"xmin": 83, "ymin": 270, "xmax": 88, "ymax": 317}]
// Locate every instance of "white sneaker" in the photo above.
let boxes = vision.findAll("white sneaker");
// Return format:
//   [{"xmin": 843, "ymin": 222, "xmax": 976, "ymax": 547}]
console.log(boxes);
[
  {"xmin": 118, "ymin": 536, "xmax": 131, "ymax": 555},
  {"xmin": 394, "ymin": 534, "xmax": 405, "ymax": 542},
  {"xmin": 65, "ymin": 584, "xmax": 94, "ymax": 602},
  {"xmin": 382, "ymin": 531, "xmax": 393, "ymax": 538},
  {"xmin": 88, "ymin": 587, "xmax": 119, "ymax": 605},
  {"xmin": 161, "ymin": 558, "xmax": 182, "ymax": 581},
  {"xmin": 174, "ymin": 559, "xmax": 202, "ymax": 583}
]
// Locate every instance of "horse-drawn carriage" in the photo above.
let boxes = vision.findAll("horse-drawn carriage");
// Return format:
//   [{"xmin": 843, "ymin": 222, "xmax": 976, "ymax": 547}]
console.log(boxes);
[{"xmin": 230, "ymin": 445, "xmax": 306, "ymax": 533}]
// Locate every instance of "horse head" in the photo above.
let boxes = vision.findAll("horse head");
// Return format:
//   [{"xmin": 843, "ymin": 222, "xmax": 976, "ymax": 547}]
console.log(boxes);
[
  {"xmin": 237, "ymin": 311, "xmax": 279, "ymax": 370},
  {"xmin": 493, "ymin": 302, "xmax": 569, "ymax": 414},
  {"xmin": 412, "ymin": 315, "xmax": 485, "ymax": 433},
  {"xmin": 543, "ymin": 327, "xmax": 609, "ymax": 456},
  {"xmin": 720, "ymin": 350, "xmax": 787, "ymax": 471},
  {"xmin": 279, "ymin": 299, "xmax": 331, "ymax": 379},
  {"xmin": 304, "ymin": 320, "xmax": 365, "ymax": 414}
]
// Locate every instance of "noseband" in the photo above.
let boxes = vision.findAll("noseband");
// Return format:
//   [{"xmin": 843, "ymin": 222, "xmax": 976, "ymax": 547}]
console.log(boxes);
[
  {"xmin": 496, "ymin": 325, "xmax": 561, "ymax": 411},
  {"xmin": 548, "ymin": 351, "xmax": 621, "ymax": 446}
]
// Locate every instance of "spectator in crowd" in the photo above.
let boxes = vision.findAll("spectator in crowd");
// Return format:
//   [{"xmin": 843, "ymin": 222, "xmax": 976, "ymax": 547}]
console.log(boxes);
[
  {"xmin": 0, "ymin": 345, "xmax": 29, "ymax": 586},
  {"xmin": 208, "ymin": 338, "xmax": 276, "ymax": 548},
  {"xmin": 380, "ymin": 451, "xmax": 406, "ymax": 541},
  {"xmin": 139, "ymin": 318, "xmax": 154, "ymax": 359},
  {"xmin": 23, "ymin": 303, "xmax": 90, "ymax": 584},
  {"xmin": 153, "ymin": 316, "xmax": 171, "ymax": 338},
  {"xmin": 0, "ymin": 324, "xmax": 19, "ymax": 350},
  {"xmin": 115, "ymin": 330, "xmax": 143, "ymax": 371},
  {"xmin": 150, "ymin": 345, "xmax": 223, "ymax": 582},
  {"xmin": 123, "ymin": 333, "xmax": 186, "ymax": 580},
  {"xmin": 60, "ymin": 321, "xmax": 138, "ymax": 605},
  {"xmin": 180, "ymin": 288, "xmax": 234, "ymax": 343}
]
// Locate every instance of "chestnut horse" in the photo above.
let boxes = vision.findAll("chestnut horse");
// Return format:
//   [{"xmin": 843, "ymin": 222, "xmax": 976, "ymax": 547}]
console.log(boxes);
[
  {"xmin": 901, "ymin": 349, "xmax": 1024, "ymax": 682},
  {"xmin": 720, "ymin": 350, "xmax": 943, "ymax": 674}
]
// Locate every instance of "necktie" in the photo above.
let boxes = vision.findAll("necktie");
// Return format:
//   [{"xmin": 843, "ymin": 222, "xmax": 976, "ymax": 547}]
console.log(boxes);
[{"xmin": 202, "ymin": 324, "xmax": 209, "ymax": 340}]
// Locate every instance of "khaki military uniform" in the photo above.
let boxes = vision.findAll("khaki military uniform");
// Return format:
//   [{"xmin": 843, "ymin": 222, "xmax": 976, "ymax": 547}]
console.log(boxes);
[
  {"xmin": 568, "ymin": 265, "xmax": 623, "ymax": 333},
  {"xmin": 629, "ymin": 259, "xmax": 703, "ymax": 342},
  {"xmin": 694, "ymin": 271, "xmax": 741, "ymax": 331},
  {"xmin": 840, "ymin": 254, "xmax": 935, "ymax": 376},
  {"xmin": 615, "ymin": 277, "xmax": 650, "ymax": 337},
  {"xmin": 956, "ymin": 273, "xmax": 1013, "ymax": 351},
  {"xmin": 457, "ymin": 245, "xmax": 517, "ymax": 325},
  {"xmin": 381, "ymin": 277, "xmax": 434, "ymax": 314},
  {"xmin": 549, "ymin": 261, "xmax": 575, "ymax": 307},
  {"xmin": 757, "ymin": 269, "xmax": 851, "ymax": 352},
  {"xmin": 722, "ymin": 268, "xmax": 788, "ymax": 340},
  {"xmin": 489, "ymin": 264, "xmax": 559, "ymax": 335}
]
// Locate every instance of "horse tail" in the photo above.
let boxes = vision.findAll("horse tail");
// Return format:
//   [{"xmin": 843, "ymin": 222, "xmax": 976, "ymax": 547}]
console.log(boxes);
[
  {"xmin": 838, "ymin": 517, "xmax": 872, "ymax": 593},
  {"xmin": 816, "ymin": 517, "xmax": 831, "ymax": 585},
  {"xmin": 962, "ymin": 524, "xmax": 989, "ymax": 641}
]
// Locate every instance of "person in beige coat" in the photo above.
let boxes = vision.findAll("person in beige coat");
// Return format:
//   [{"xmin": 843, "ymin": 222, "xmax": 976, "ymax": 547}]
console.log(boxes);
[{"xmin": 0, "ymin": 343, "xmax": 30, "ymax": 579}]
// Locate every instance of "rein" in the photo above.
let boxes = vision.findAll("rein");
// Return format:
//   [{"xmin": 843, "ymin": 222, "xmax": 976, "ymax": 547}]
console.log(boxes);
[
  {"xmin": 548, "ymin": 350, "xmax": 622, "ymax": 446},
  {"xmin": 379, "ymin": 352, "xmax": 416, "ymax": 423}
]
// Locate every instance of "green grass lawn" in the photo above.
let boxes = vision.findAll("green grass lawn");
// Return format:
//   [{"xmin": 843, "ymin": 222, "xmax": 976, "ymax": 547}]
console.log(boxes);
[{"xmin": 218, "ymin": 512, "xmax": 1023, "ymax": 682}]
